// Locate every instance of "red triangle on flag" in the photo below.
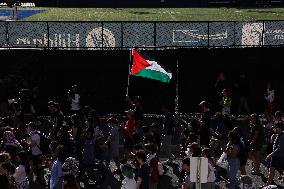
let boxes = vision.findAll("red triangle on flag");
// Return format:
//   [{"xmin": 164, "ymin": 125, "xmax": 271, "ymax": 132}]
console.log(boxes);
[{"xmin": 130, "ymin": 49, "xmax": 151, "ymax": 75}]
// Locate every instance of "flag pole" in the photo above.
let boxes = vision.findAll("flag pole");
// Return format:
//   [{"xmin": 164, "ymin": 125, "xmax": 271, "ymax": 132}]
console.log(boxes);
[
  {"xmin": 175, "ymin": 59, "xmax": 179, "ymax": 115},
  {"xmin": 126, "ymin": 48, "xmax": 132, "ymax": 97}
]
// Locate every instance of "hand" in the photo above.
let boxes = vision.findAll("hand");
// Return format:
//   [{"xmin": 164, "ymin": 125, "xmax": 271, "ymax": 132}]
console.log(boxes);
[
  {"xmin": 181, "ymin": 183, "xmax": 188, "ymax": 189},
  {"xmin": 266, "ymin": 153, "xmax": 273, "ymax": 160},
  {"xmin": 137, "ymin": 177, "xmax": 142, "ymax": 187}
]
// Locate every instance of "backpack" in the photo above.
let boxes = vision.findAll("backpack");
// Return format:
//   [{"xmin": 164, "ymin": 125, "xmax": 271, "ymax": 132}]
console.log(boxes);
[{"xmin": 34, "ymin": 132, "xmax": 51, "ymax": 154}]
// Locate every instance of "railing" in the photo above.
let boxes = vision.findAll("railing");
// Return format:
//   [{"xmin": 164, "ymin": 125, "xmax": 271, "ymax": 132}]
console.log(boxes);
[{"xmin": 0, "ymin": 21, "xmax": 284, "ymax": 50}]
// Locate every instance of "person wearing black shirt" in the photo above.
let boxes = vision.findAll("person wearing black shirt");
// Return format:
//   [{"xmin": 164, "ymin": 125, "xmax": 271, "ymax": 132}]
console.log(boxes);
[
  {"xmin": 136, "ymin": 150, "xmax": 150, "ymax": 189},
  {"xmin": 181, "ymin": 157, "xmax": 195, "ymax": 189},
  {"xmin": 133, "ymin": 96, "xmax": 144, "ymax": 129},
  {"xmin": 161, "ymin": 105, "xmax": 176, "ymax": 158},
  {"xmin": 248, "ymin": 113, "xmax": 264, "ymax": 175},
  {"xmin": 236, "ymin": 72, "xmax": 250, "ymax": 115},
  {"xmin": 199, "ymin": 101, "xmax": 212, "ymax": 148},
  {"xmin": 48, "ymin": 101, "xmax": 64, "ymax": 140},
  {"xmin": 214, "ymin": 72, "xmax": 229, "ymax": 112},
  {"xmin": 70, "ymin": 114, "xmax": 84, "ymax": 161}
]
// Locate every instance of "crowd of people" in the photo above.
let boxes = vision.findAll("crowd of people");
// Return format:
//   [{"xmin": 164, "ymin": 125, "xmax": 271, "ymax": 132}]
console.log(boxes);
[{"xmin": 0, "ymin": 76, "xmax": 283, "ymax": 189}]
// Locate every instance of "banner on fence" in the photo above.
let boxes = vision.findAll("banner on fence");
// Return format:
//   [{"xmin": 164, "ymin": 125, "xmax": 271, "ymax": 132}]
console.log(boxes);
[{"xmin": 0, "ymin": 21, "xmax": 284, "ymax": 49}]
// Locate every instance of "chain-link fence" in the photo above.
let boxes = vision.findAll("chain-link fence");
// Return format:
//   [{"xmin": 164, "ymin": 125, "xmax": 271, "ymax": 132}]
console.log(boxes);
[{"xmin": 0, "ymin": 21, "xmax": 284, "ymax": 49}]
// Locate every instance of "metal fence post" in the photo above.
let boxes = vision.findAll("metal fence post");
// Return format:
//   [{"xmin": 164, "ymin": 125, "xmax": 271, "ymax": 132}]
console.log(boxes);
[
  {"xmin": 207, "ymin": 22, "xmax": 210, "ymax": 48},
  {"xmin": 121, "ymin": 22, "xmax": 124, "ymax": 49},
  {"xmin": 262, "ymin": 20, "xmax": 265, "ymax": 47},
  {"xmin": 5, "ymin": 21, "xmax": 9, "ymax": 48},
  {"xmin": 47, "ymin": 21, "xmax": 50, "ymax": 49},
  {"xmin": 233, "ymin": 21, "xmax": 236, "ymax": 48},
  {"xmin": 154, "ymin": 22, "xmax": 157, "ymax": 50},
  {"xmin": 102, "ymin": 22, "xmax": 104, "ymax": 50}
]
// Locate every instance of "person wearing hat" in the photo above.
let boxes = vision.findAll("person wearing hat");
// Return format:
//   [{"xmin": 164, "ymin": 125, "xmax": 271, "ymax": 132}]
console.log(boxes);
[{"xmin": 266, "ymin": 122, "xmax": 284, "ymax": 186}]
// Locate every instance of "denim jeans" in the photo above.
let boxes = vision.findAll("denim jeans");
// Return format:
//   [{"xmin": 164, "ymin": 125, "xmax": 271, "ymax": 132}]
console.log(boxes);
[{"xmin": 227, "ymin": 158, "xmax": 240, "ymax": 189}]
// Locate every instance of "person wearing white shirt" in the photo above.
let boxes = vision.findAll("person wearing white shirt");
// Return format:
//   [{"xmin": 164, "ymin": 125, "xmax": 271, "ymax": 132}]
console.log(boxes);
[
  {"xmin": 68, "ymin": 84, "xmax": 80, "ymax": 114},
  {"xmin": 120, "ymin": 163, "xmax": 136, "ymax": 189},
  {"xmin": 25, "ymin": 122, "xmax": 43, "ymax": 185},
  {"xmin": 26, "ymin": 122, "xmax": 42, "ymax": 158},
  {"xmin": 14, "ymin": 151, "xmax": 30, "ymax": 189},
  {"xmin": 201, "ymin": 148, "xmax": 216, "ymax": 189},
  {"xmin": 71, "ymin": 93, "xmax": 80, "ymax": 111},
  {"xmin": 264, "ymin": 81, "xmax": 275, "ymax": 117}
]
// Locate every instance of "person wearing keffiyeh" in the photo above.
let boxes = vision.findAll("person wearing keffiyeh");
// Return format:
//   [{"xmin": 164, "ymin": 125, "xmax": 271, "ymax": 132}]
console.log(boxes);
[
  {"xmin": 62, "ymin": 157, "xmax": 80, "ymax": 189},
  {"xmin": 62, "ymin": 157, "xmax": 80, "ymax": 178}
]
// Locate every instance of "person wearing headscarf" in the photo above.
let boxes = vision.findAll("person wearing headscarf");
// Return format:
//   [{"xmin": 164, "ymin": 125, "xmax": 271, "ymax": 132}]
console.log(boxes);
[
  {"xmin": 0, "ymin": 131, "xmax": 23, "ymax": 160},
  {"xmin": 1, "ymin": 131, "xmax": 22, "ymax": 149}
]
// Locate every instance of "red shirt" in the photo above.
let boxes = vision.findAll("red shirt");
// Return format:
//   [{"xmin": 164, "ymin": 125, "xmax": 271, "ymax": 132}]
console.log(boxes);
[{"xmin": 123, "ymin": 117, "xmax": 135, "ymax": 137}]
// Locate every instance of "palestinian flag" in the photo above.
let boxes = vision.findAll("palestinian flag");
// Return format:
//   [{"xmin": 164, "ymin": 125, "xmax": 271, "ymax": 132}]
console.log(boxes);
[{"xmin": 130, "ymin": 49, "xmax": 172, "ymax": 83}]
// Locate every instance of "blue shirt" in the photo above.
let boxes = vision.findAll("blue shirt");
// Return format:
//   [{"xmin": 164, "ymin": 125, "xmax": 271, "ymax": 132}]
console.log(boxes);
[{"xmin": 50, "ymin": 159, "xmax": 63, "ymax": 189}]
